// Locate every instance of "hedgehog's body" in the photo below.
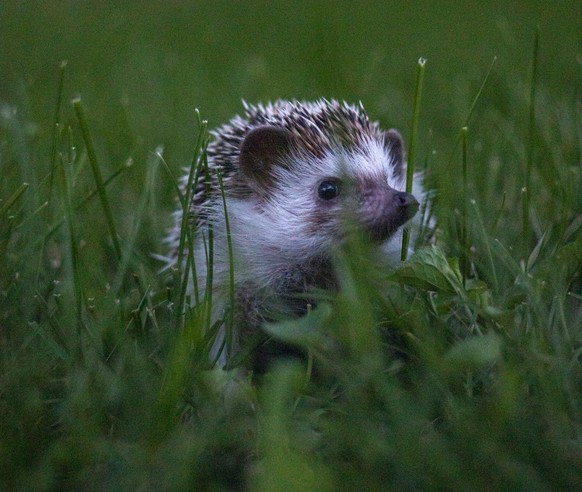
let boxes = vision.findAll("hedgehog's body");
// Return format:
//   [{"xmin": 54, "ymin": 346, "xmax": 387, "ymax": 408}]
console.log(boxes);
[{"xmin": 166, "ymin": 100, "xmax": 425, "ymax": 368}]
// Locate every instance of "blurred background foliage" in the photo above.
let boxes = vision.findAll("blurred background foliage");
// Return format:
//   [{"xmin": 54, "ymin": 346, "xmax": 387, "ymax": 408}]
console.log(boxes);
[{"xmin": 1, "ymin": 1, "xmax": 579, "ymax": 176}]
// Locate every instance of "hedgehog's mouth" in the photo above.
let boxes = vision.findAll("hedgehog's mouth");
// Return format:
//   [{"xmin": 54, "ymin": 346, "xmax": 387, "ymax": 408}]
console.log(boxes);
[{"xmin": 362, "ymin": 191, "xmax": 419, "ymax": 243}]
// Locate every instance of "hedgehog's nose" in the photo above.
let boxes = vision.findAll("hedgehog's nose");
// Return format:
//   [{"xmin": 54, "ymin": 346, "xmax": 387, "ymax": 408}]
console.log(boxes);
[{"xmin": 394, "ymin": 191, "xmax": 419, "ymax": 218}]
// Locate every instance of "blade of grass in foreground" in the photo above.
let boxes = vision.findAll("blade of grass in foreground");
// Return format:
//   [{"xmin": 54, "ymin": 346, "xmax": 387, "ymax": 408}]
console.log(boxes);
[
  {"xmin": 0, "ymin": 182, "xmax": 29, "ymax": 217},
  {"xmin": 73, "ymin": 97, "xmax": 122, "ymax": 261},
  {"xmin": 469, "ymin": 199, "xmax": 499, "ymax": 292},
  {"xmin": 523, "ymin": 27, "xmax": 540, "ymax": 261},
  {"xmin": 216, "ymin": 169, "xmax": 235, "ymax": 367},
  {"xmin": 445, "ymin": 57, "xmax": 497, "ymax": 171},
  {"xmin": 176, "ymin": 112, "xmax": 208, "ymax": 326},
  {"xmin": 58, "ymin": 152, "xmax": 84, "ymax": 338},
  {"xmin": 36, "ymin": 61, "xmax": 67, "ymax": 289},
  {"xmin": 401, "ymin": 57, "xmax": 426, "ymax": 261},
  {"xmin": 48, "ymin": 60, "xmax": 67, "ymax": 207},
  {"xmin": 111, "ymin": 148, "xmax": 163, "ymax": 296},
  {"xmin": 460, "ymin": 126, "xmax": 468, "ymax": 286},
  {"xmin": 43, "ymin": 161, "xmax": 132, "ymax": 243}
]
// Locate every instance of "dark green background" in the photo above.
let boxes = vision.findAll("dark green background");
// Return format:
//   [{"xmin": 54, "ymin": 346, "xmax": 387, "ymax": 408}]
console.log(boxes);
[{"xmin": 1, "ymin": 1, "xmax": 579, "ymax": 171}]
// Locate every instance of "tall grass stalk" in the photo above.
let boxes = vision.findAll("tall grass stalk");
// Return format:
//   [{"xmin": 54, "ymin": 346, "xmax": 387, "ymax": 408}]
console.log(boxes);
[
  {"xmin": 523, "ymin": 27, "xmax": 540, "ymax": 260},
  {"xmin": 58, "ymin": 152, "xmax": 84, "ymax": 338},
  {"xmin": 33, "ymin": 61, "xmax": 67, "ymax": 290},
  {"xmin": 401, "ymin": 57, "xmax": 426, "ymax": 261},
  {"xmin": 216, "ymin": 169, "xmax": 235, "ymax": 367},
  {"xmin": 202, "ymin": 211, "xmax": 215, "ymax": 337},
  {"xmin": 111, "ymin": 148, "xmax": 162, "ymax": 296},
  {"xmin": 43, "ymin": 161, "xmax": 131, "ymax": 243},
  {"xmin": 48, "ymin": 61, "xmax": 67, "ymax": 207},
  {"xmin": 72, "ymin": 97, "xmax": 122, "ymax": 261},
  {"xmin": 460, "ymin": 127, "xmax": 468, "ymax": 285},
  {"xmin": 157, "ymin": 149, "xmax": 201, "ymax": 305},
  {"xmin": 175, "ymin": 112, "xmax": 208, "ymax": 328},
  {"xmin": 445, "ymin": 57, "xmax": 497, "ymax": 170},
  {"xmin": 491, "ymin": 191, "xmax": 507, "ymax": 234},
  {"xmin": 469, "ymin": 199, "xmax": 499, "ymax": 292},
  {"xmin": 0, "ymin": 182, "xmax": 29, "ymax": 217}
]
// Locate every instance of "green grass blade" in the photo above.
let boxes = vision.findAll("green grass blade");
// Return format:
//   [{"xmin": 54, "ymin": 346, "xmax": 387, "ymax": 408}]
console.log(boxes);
[
  {"xmin": 523, "ymin": 27, "xmax": 540, "ymax": 261},
  {"xmin": 203, "ymin": 221, "xmax": 215, "ymax": 334},
  {"xmin": 72, "ymin": 97, "xmax": 122, "ymax": 261},
  {"xmin": 111, "ymin": 148, "xmax": 162, "ymax": 295},
  {"xmin": 460, "ymin": 126, "xmax": 468, "ymax": 284},
  {"xmin": 491, "ymin": 191, "xmax": 507, "ymax": 234},
  {"xmin": 445, "ymin": 57, "xmax": 497, "ymax": 170},
  {"xmin": 216, "ymin": 169, "xmax": 235, "ymax": 366},
  {"xmin": 58, "ymin": 153, "xmax": 84, "ymax": 337},
  {"xmin": 469, "ymin": 199, "xmax": 499, "ymax": 292},
  {"xmin": 0, "ymin": 182, "xmax": 29, "ymax": 217},
  {"xmin": 401, "ymin": 57, "xmax": 427, "ymax": 261},
  {"xmin": 175, "ymin": 112, "xmax": 209, "ymax": 331},
  {"xmin": 42, "ymin": 159, "xmax": 132, "ymax": 243},
  {"xmin": 48, "ymin": 60, "xmax": 67, "ymax": 207}
]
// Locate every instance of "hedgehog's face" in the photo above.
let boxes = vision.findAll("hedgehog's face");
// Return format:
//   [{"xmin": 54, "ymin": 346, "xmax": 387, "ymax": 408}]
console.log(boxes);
[
  {"xmin": 313, "ymin": 171, "xmax": 419, "ymax": 244},
  {"xmin": 238, "ymin": 125, "xmax": 419, "ymax": 254}
]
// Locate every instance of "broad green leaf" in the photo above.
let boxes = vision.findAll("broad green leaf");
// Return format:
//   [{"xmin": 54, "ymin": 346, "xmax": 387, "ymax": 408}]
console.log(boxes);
[{"xmin": 392, "ymin": 245, "xmax": 463, "ymax": 293}]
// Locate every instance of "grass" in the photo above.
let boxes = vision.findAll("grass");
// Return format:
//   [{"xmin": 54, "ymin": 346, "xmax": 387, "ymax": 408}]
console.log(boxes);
[
  {"xmin": 401, "ymin": 57, "xmax": 426, "ymax": 261},
  {"xmin": 1, "ymin": 2, "xmax": 581, "ymax": 490}
]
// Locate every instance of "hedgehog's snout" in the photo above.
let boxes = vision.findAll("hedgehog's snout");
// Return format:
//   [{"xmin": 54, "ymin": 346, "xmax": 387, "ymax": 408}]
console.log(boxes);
[
  {"xmin": 360, "ymin": 187, "xmax": 419, "ymax": 242},
  {"xmin": 393, "ymin": 191, "xmax": 419, "ymax": 219}
]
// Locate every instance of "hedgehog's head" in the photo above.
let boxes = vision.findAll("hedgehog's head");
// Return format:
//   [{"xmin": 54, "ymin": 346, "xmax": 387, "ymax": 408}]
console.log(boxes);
[{"xmin": 237, "ymin": 124, "xmax": 419, "ymax": 257}]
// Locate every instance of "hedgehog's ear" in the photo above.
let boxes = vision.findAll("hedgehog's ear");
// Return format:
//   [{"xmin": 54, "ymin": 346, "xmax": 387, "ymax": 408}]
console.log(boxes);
[
  {"xmin": 383, "ymin": 129, "xmax": 405, "ymax": 175},
  {"xmin": 239, "ymin": 126, "xmax": 294, "ymax": 192}
]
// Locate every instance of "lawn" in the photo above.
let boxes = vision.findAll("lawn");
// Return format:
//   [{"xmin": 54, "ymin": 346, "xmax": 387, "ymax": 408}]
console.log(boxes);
[{"xmin": 1, "ymin": 1, "xmax": 581, "ymax": 490}]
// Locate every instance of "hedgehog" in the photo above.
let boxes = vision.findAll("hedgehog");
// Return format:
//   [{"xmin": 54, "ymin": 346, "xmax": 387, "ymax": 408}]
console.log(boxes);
[{"xmin": 165, "ymin": 99, "xmax": 426, "ymax": 370}]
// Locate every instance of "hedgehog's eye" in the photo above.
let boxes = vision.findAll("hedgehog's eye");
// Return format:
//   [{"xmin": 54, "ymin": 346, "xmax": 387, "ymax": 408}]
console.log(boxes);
[{"xmin": 318, "ymin": 180, "xmax": 340, "ymax": 200}]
